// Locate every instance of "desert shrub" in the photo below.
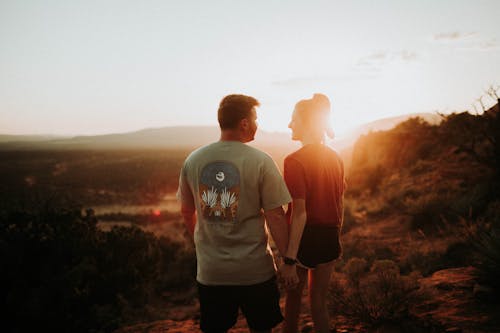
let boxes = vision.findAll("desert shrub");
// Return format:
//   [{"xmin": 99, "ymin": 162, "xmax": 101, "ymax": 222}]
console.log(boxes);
[
  {"xmin": 409, "ymin": 159, "xmax": 434, "ymax": 176},
  {"xmin": 450, "ymin": 181, "xmax": 493, "ymax": 218},
  {"xmin": 365, "ymin": 165, "xmax": 386, "ymax": 193},
  {"xmin": 157, "ymin": 236, "xmax": 196, "ymax": 290},
  {"xmin": 341, "ymin": 199, "xmax": 357, "ymax": 233},
  {"xmin": 483, "ymin": 200, "xmax": 500, "ymax": 225},
  {"xmin": 441, "ymin": 111, "xmax": 500, "ymax": 182},
  {"xmin": 398, "ymin": 233, "xmax": 472, "ymax": 277},
  {"xmin": 0, "ymin": 202, "xmax": 195, "ymax": 333},
  {"xmin": 339, "ymin": 238, "xmax": 376, "ymax": 266},
  {"xmin": 473, "ymin": 226, "xmax": 500, "ymax": 299},
  {"xmin": 403, "ymin": 191, "xmax": 452, "ymax": 232},
  {"xmin": 348, "ymin": 164, "xmax": 386, "ymax": 195},
  {"xmin": 374, "ymin": 246, "xmax": 396, "ymax": 261},
  {"xmin": 329, "ymin": 258, "xmax": 420, "ymax": 325},
  {"xmin": 344, "ymin": 257, "xmax": 368, "ymax": 285},
  {"xmin": 462, "ymin": 219, "xmax": 500, "ymax": 300}
]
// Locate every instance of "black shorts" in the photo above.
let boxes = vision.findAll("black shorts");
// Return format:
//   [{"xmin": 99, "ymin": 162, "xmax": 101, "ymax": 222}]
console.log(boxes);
[
  {"xmin": 197, "ymin": 276, "xmax": 283, "ymax": 333},
  {"xmin": 297, "ymin": 224, "xmax": 342, "ymax": 269}
]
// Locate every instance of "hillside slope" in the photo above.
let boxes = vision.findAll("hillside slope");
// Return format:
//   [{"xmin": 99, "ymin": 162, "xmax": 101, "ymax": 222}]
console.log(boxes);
[{"xmin": 113, "ymin": 102, "xmax": 500, "ymax": 332}]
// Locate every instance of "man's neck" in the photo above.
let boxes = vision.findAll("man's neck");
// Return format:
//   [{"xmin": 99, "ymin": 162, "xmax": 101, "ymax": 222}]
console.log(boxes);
[{"xmin": 220, "ymin": 130, "xmax": 245, "ymax": 142}]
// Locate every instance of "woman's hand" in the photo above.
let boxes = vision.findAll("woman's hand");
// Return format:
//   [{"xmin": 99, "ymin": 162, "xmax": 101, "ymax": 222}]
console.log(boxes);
[{"xmin": 279, "ymin": 263, "xmax": 299, "ymax": 289}]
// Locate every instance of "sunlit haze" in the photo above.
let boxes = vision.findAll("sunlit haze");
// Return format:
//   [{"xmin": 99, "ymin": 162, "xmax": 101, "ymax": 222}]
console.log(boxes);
[{"xmin": 1, "ymin": 0, "xmax": 499, "ymax": 138}]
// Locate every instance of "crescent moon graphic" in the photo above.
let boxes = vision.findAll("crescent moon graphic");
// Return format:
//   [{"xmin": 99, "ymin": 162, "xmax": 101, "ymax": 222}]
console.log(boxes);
[{"xmin": 215, "ymin": 171, "xmax": 225, "ymax": 182}]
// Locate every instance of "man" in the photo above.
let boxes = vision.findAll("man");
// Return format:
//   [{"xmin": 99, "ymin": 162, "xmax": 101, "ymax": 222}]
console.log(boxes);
[{"xmin": 177, "ymin": 94, "xmax": 292, "ymax": 333}]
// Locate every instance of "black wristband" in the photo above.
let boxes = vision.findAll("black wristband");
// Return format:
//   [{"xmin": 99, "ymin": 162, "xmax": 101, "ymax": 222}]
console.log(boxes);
[{"xmin": 283, "ymin": 257, "xmax": 297, "ymax": 265}]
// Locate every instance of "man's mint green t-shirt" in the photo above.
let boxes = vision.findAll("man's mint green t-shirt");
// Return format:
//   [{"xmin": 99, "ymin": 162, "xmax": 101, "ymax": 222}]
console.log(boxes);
[{"xmin": 178, "ymin": 141, "xmax": 291, "ymax": 285}]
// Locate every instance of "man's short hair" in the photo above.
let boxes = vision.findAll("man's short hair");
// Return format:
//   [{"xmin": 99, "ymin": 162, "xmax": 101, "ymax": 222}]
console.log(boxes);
[{"xmin": 218, "ymin": 94, "xmax": 260, "ymax": 130}]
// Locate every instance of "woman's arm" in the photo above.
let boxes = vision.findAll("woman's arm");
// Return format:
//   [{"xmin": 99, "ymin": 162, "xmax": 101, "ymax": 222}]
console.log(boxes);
[{"xmin": 285, "ymin": 198, "xmax": 307, "ymax": 260}]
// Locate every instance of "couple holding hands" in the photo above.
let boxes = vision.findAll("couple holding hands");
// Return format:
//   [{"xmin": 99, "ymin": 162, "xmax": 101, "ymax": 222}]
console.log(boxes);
[{"xmin": 178, "ymin": 93, "xmax": 345, "ymax": 333}]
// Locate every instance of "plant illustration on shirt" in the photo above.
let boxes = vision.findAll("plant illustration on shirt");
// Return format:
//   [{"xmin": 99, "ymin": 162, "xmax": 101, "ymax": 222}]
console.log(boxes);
[
  {"xmin": 220, "ymin": 187, "xmax": 237, "ymax": 218},
  {"xmin": 199, "ymin": 161, "xmax": 240, "ymax": 222},
  {"xmin": 201, "ymin": 187, "xmax": 219, "ymax": 215}
]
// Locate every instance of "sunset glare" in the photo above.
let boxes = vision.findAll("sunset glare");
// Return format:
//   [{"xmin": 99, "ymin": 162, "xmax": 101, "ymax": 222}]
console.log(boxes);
[{"xmin": 1, "ymin": 0, "xmax": 499, "ymax": 137}]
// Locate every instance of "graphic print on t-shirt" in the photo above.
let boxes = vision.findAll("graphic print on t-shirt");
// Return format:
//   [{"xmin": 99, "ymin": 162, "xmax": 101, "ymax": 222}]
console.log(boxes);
[{"xmin": 199, "ymin": 161, "xmax": 240, "ymax": 222}]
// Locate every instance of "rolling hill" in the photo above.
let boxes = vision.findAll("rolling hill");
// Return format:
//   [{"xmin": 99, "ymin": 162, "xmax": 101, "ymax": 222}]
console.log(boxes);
[{"xmin": 0, "ymin": 112, "xmax": 441, "ymax": 151}]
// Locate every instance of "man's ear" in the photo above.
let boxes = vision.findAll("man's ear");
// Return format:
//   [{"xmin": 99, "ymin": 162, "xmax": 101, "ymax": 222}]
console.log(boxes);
[{"xmin": 240, "ymin": 118, "xmax": 249, "ymax": 130}]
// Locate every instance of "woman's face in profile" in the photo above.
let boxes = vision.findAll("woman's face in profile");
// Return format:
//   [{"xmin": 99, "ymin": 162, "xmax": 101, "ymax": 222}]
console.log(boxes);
[{"xmin": 288, "ymin": 109, "xmax": 304, "ymax": 141}]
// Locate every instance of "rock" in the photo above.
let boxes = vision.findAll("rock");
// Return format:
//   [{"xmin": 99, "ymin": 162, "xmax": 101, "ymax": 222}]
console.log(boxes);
[
  {"xmin": 445, "ymin": 327, "xmax": 462, "ymax": 332},
  {"xmin": 301, "ymin": 322, "xmax": 314, "ymax": 333}
]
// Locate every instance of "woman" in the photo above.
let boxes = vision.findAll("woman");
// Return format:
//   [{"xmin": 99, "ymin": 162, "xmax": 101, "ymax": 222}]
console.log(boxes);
[{"xmin": 280, "ymin": 93, "xmax": 345, "ymax": 333}]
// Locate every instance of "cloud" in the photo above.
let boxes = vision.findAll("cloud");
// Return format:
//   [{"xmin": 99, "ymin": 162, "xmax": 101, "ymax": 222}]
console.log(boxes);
[
  {"xmin": 271, "ymin": 49, "xmax": 420, "ymax": 88},
  {"xmin": 433, "ymin": 31, "xmax": 477, "ymax": 41},
  {"xmin": 356, "ymin": 51, "xmax": 388, "ymax": 67},
  {"xmin": 433, "ymin": 31, "xmax": 499, "ymax": 50},
  {"xmin": 355, "ymin": 50, "xmax": 418, "ymax": 70},
  {"xmin": 476, "ymin": 38, "xmax": 499, "ymax": 50},
  {"xmin": 398, "ymin": 50, "xmax": 418, "ymax": 62},
  {"xmin": 272, "ymin": 76, "xmax": 333, "ymax": 87},
  {"xmin": 271, "ymin": 72, "xmax": 379, "ymax": 88}
]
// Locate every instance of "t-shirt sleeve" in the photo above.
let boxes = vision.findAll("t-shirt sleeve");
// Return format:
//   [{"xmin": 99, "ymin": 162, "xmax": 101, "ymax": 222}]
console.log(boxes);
[
  {"xmin": 260, "ymin": 156, "xmax": 292, "ymax": 211},
  {"xmin": 284, "ymin": 157, "xmax": 306, "ymax": 199},
  {"xmin": 177, "ymin": 162, "xmax": 195, "ymax": 209}
]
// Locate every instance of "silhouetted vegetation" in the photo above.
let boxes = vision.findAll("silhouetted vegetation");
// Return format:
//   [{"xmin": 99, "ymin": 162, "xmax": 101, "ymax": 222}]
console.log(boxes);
[
  {"xmin": 336, "ymin": 101, "xmax": 500, "ymax": 330},
  {"xmin": 461, "ymin": 217, "xmax": 500, "ymax": 299},
  {"xmin": 0, "ymin": 196, "xmax": 195, "ymax": 333},
  {"xmin": 349, "ymin": 102, "xmax": 499, "ymax": 230},
  {"xmin": 97, "ymin": 210, "xmax": 180, "ymax": 225},
  {"xmin": 330, "ymin": 259, "xmax": 420, "ymax": 325},
  {"xmin": 0, "ymin": 149, "xmax": 190, "ymax": 207},
  {"xmin": 1, "ymin": 100, "xmax": 499, "ymax": 332}
]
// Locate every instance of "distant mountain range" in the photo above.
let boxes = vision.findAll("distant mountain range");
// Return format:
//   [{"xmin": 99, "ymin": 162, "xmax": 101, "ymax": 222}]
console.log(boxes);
[
  {"xmin": 0, "ymin": 112, "xmax": 442, "ymax": 151},
  {"xmin": 0, "ymin": 134, "xmax": 67, "ymax": 143}
]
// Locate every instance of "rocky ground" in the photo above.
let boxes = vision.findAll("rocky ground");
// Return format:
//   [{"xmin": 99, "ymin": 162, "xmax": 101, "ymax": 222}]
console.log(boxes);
[
  {"xmin": 114, "ymin": 295, "xmax": 363, "ymax": 333},
  {"xmin": 114, "ymin": 265, "xmax": 499, "ymax": 333}
]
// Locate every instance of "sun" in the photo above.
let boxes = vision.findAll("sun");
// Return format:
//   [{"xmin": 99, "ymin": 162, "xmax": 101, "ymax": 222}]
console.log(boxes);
[{"xmin": 259, "ymin": 105, "xmax": 357, "ymax": 139}]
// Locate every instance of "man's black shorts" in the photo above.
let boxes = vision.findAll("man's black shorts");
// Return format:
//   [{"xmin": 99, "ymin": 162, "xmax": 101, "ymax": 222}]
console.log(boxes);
[{"xmin": 197, "ymin": 276, "xmax": 283, "ymax": 333}]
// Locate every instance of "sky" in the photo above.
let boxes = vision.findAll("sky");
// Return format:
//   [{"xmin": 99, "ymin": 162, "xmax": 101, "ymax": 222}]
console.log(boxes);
[{"xmin": 1, "ymin": 0, "xmax": 499, "ymax": 137}]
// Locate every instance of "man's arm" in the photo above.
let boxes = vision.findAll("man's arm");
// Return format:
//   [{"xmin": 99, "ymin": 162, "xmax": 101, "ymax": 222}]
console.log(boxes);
[
  {"xmin": 181, "ymin": 202, "xmax": 196, "ymax": 238},
  {"xmin": 178, "ymin": 164, "xmax": 196, "ymax": 239},
  {"xmin": 264, "ymin": 206, "xmax": 289, "ymax": 256},
  {"xmin": 284, "ymin": 198, "xmax": 306, "ymax": 260}
]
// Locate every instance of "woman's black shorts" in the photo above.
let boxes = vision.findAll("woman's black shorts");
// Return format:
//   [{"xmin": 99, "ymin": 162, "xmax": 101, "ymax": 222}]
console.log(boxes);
[{"xmin": 297, "ymin": 224, "xmax": 342, "ymax": 269}]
